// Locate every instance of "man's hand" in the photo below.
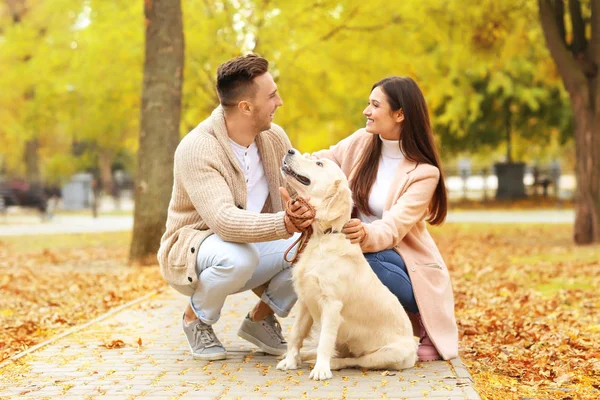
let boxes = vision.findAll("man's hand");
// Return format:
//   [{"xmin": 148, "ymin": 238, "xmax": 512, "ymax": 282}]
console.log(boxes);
[
  {"xmin": 280, "ymin": 187, "xmax": 314, "ymax": 234},
  {"xmin": 342, "ymin": 218, "xmax": 367, "ymax": 244}
]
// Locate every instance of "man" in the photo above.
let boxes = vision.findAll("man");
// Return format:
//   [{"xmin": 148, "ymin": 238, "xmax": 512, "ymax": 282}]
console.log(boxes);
[{"xmin": 158, "ymin": 54, "xmax": 312, "ymax": 361}]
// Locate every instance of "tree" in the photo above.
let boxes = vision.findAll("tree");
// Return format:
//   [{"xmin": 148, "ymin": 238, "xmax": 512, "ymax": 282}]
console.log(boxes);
[
  {"xmin": 0, "ymin": 0, "xmax": 79, "ymax": 182},
  {"xmin": 402, "ymin": 0, "xmax": 567, "ymax": 158},
  {"xmin": 0, "ymin": 0, "xmax": 583, "ymax": 217},
  {"xmin": 434, "ymin": 70, "xmax": 573, "ymax": 159},
  {"xmin": 0, "ymin": 1, "xmax": 143, "ymax": 185},
  {"xmin": 538, "ymin": 0, "xmax": 600, "ymax": 244},
  {"xmin": 68, "ymin": 1, "xmax": 144, "ymax": 194},
  {"xmin": 129, "ymin": 0, "xmax": 184, "ymax": 264}
]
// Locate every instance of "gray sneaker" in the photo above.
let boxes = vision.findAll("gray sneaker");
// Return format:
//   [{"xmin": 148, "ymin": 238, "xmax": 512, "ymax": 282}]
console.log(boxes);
[
  {"xmin": 182, "ymin": 315, "xmax": 227, "ymax": 361},
  {"xmin": 237, "ymin": 314, "xmax": 287, "ymax": 356}
]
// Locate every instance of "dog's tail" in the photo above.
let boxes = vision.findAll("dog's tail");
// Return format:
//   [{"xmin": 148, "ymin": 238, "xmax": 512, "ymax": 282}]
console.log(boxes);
[
  {"xmin": 393, "ymin": 337, "xmax": 418, "ymax": 369},
  {"xmin": 299, "ymin": 350, "xmax": 318, "ymax": 362}
]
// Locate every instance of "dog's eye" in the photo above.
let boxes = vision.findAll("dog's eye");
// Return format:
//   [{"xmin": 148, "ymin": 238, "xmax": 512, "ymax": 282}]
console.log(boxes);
[{"xmin": 316, "ymin": 161, "xmax": 323, "ymax": 167}]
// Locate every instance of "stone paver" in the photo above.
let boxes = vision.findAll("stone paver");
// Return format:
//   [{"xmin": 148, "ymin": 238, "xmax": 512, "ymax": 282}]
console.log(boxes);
[{"xmin": 0, "ymin": 289, "xmax": 480, "ymax": 399}]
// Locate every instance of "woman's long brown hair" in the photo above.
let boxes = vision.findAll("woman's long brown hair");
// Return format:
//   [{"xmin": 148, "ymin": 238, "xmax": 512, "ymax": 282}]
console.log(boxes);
[{"xmin": 349, "ymin": 76, "xmax": 447, "ymax": 225}]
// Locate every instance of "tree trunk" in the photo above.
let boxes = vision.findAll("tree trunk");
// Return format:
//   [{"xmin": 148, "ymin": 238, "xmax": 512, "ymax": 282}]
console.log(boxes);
[
  {"xmin": 572, "ymin": 98, "xmax": 600, "ymax": 244},
  {"xmin": 505, "ymin": 100, "xmax": 512, "ymax": 163},
  {"xmin": 6, "ymin": 0, "xmax": 27, "ymax": 22},
  {"xmin": 9, "ymin": 3, "xmax": 39, "ymax": 184},
  {"xmin": 24, "ymin": 139, "xmax": 40, "ymax": 183},
  {"xmin": 130, "ymin": 0, "xmax": 184, "ymax": 264},
  {"xmin": 98, "ymin": 148, "xmax": 113, "ymax": 196},
  {"xmin": 538, "ymin": 0, "xmax": 600, "ymax": 244}
]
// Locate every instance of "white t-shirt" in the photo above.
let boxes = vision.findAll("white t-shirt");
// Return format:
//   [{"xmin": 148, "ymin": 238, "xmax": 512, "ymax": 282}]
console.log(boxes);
[
  {"xmin": 229, "ymin": 139, "xmax": 269, "ymax": 213},
  {"xmin": 358, "ymin": 137, "xmax": 403, "ymax": 224}
]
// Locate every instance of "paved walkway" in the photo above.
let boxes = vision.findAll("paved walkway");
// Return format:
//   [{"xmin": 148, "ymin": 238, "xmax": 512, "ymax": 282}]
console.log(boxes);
[
  {"xmin": 0, "ymin": 289, "xmax": 479, "ymax": 399},
  {"xmin": 0, "ymin": 209, "xmax": 575, "ymax": 236}
]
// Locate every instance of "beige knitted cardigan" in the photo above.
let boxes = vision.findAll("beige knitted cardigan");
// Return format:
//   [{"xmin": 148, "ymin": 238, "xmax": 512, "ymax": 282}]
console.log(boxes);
[{"xmin": 157, "ymin": 106, "xmax": 293, "ymax": 288}]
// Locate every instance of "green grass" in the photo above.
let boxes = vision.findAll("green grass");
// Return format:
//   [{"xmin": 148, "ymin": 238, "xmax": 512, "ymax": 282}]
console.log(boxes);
[
  {"xmin": 510, "ymin": 248, "xmax": 600, "ymax": 265},
  {"xmin": 431, "ymin": 222, "xmax": 573, "ymax": 235},
  {"xmin": 449, "ymin": 196, "xmax": 574, "ymax": 211},
  {"xmin": 0, "ymin": 231, "xmax": 132, "ymax": 253},
  {"xmin": 536, "ymin": 279, "xmax": 594, "ymax": 295}
]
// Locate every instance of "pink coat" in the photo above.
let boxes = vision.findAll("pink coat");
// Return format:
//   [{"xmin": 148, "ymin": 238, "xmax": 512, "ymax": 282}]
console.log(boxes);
[{"xmin": 314, "ymin": 129, "xmax": 459, "ymax": 360}]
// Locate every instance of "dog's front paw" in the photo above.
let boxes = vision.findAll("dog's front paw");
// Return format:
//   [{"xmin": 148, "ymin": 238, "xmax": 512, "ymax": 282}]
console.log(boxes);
[
  {"xmin": 277, "ymin": 356, "xmax": 299, "ymax": 371},
  {"xmin": 309, "ymin": 361, "xmax": 332, "ymax": 380}
]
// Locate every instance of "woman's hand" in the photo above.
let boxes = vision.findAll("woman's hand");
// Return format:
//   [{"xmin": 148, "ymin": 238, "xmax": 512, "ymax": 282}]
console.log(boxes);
[
  {"xmin": 342, "ymin": 218, "xmax": 367, "ymax": 244},
  {"xmin": 280, "ymin": 187, "xmax": 313, "ymax": 233}
]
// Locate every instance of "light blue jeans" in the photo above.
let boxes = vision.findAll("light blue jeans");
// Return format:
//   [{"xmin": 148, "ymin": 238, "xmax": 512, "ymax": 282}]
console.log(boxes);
[{"xmin": 186, "ymin": 234, "xmax": 299, "ymax": 325}]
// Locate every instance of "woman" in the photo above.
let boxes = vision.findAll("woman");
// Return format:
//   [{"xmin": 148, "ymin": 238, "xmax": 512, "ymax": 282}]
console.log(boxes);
[{"xmin": 312, "ymin": 76, "xmax": 458, "ymax": 361}]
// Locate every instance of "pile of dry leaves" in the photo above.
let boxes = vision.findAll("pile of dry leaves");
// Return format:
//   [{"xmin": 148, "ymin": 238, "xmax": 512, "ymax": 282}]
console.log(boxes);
[
  {"xmin": 0, "ymin": 233, "xmax": 164, "ymax": 364},
  {"xmin": 431, "ymin": 224, "xmax": 600, "ymax": 399}
]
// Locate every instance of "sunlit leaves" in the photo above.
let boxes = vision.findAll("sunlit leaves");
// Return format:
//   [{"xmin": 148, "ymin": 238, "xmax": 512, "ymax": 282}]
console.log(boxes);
[
  {"xmin": 0, "ymin": 233, "xmax": 163, "ymax": 363},
  {"xmin": 433, "ymin": 223, "xmax": 600, "ymax": 399},
  {"xmin": 0, "ymin": 0, "xmax": 573, "ymax": 179},
  {"xmin": 0, "ymin": 0, "xmax": 142, "ymax": 180}
]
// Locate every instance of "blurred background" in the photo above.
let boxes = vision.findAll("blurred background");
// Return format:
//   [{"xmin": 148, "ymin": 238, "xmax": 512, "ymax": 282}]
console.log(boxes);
[{"xmin": 0, "ymin": 0, "xmax": 585, "ymax": 222}]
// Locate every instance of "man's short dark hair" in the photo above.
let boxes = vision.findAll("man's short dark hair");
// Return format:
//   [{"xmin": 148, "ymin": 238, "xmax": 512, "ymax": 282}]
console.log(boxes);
[{"xmin": 216, "ymin": 54, "xmax": 269, "ymax": 107}]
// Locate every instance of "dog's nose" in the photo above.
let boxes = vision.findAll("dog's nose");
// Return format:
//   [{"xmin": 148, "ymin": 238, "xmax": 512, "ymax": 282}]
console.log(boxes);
[{"xmin": 287, "ymin": 149, "xmax": 295, "ymax": 155}]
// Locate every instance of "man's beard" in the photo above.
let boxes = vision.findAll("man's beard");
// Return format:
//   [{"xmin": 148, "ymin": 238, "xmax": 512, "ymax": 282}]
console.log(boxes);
[{"xmin": 254, "ymin": 114, "xmax": 271, "ymax": 132}]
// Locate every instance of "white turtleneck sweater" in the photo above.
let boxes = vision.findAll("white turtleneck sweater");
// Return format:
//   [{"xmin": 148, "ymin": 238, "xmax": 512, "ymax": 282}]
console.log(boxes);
[{"xmin": 358, "ymin": 137, "xmax": 404, "ymax": 224}]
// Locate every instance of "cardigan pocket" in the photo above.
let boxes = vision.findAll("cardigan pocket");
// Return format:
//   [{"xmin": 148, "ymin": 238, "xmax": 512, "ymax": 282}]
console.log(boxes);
[
  {"xmin": 166, "ymin": 227, "xmax": 203, "ymax": 286},
  {"xmin": 415, "ymin": 262, "xmax": 442, "ymax": 270},
  {"xmin": 168, "ymin": 228, "xmax": 198, "ymax": 267}
]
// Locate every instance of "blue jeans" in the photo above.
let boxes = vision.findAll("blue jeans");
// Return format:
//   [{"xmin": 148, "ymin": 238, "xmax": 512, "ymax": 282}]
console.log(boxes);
[{"xmin": 364, "ymin": 250, "xmax": 419, "ymax": 314}]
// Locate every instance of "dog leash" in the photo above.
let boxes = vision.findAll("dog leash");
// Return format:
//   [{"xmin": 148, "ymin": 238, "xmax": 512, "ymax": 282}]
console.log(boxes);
[{"xmin": 283, "ymin": 197, "xmax": 315, "ymax": 264}]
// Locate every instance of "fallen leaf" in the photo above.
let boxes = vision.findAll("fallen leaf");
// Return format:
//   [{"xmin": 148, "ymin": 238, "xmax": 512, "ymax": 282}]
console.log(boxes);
[{"xmin": 101, "ymin": 339, "xmax": 126, "ymax": 349}]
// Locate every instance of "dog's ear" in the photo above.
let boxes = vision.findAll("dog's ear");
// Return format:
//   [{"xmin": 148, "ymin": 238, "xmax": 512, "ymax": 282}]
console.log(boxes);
[{"xmin": 317, "ymin": 179, "xmax": 353, "ymax": 231}]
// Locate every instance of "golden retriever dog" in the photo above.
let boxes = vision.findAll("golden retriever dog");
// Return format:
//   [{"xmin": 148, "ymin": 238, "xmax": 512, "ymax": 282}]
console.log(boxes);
[{"xmin": 277, "ymin": 149, "xmax": 417, "ymax": 381}]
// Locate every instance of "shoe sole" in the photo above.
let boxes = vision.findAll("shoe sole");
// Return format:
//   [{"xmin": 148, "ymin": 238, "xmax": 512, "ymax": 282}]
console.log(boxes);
[
  {"xmin": 188, "ymin": 343, "xmax": 227, "ymax": 361},
  {"xmin": 418, "ymin": 356, "xmax": 442, "ymax": 362},
  {"xmin": 237, "ymin": 329, "xmax": 286, "ymax": 356}
]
